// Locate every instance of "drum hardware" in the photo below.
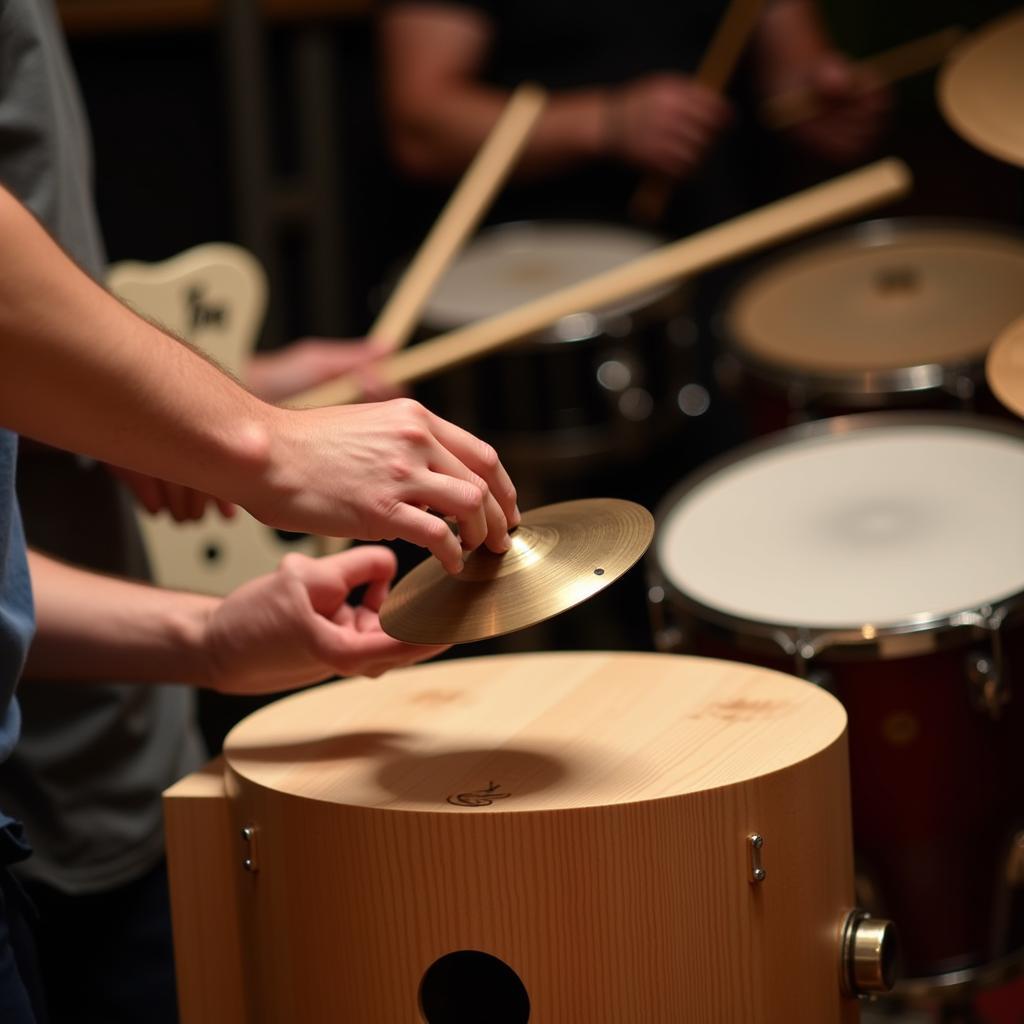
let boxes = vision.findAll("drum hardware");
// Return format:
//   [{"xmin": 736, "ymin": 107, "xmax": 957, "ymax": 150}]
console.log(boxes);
[
  {"xmin": 841, "ymin": 911, "xmax": 898, "ymax": 997},
  {"xmin": 240, "ymin": 824, "xmax": 259, "ymax": 873},
  {"xmin": 747, "ymin": 833, "xmax": 766, "ymax": 883},
  {"xmin": 942, "ymin": 369, "xmax": 976, "ymax": 405},
  {"xmin": 380, "ymin": 498, "xmax": 654, "ymax": 645}
]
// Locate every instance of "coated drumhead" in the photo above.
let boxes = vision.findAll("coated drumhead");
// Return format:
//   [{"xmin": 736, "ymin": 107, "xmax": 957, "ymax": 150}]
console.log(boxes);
[
  {"xmin": 726, "ymin": 223, "xmax": 1024, "ymax": 374},
  {"xmin": 224, "ymin": 651, "xmax": 845, "ymax": 812},
  {"xmin": 657, "ymin": 420, "xmax": 1024, "ymax": 629},
  {"xmin": 422, "ymin": 221, "xmax": 669, "ymax": 329}
]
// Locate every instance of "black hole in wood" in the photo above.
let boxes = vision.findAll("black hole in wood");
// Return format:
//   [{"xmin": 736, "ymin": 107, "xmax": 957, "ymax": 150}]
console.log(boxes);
[
  {"xmin": 203, "ymin": 543, "xmax": 221, "ymax": 564},
  {"xmin": 420, "ymin": 950, "xmax": 530, "ymax": 1024}
]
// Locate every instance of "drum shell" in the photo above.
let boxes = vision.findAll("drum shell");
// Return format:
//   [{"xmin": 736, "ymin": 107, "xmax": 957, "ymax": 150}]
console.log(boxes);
[
  {"xmin": 648, "ymin": 585, "xmax": 1024, "ymax": 983},
  {"xmin": 716, "ymin": 345, "xmax": 986, "ymax": 437},
  {"xmin": 226, "ymin": 734, "xmax": 857, "ymax": 1024}
]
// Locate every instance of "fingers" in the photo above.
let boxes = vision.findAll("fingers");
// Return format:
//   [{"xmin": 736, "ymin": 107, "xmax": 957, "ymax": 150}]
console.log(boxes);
[
  {"xmin": 386, "ymin": 504, "xmax": 464, "ymax": 575},
  {"xmin": 281, "ymin": 546, "xmax": 399, "ymax": 617},
  {"xmin": 423, "ymin": 410, "xmax": 518, "ymax": 528},
  {"xmin": 122, "ymin": 471, "xmax": 164, "ymax": 515},
  {"xmin": 422, "ymin": 442, "xmax": 510, "ymax": 554},
  {"xmin": 309, "ymin": 614, "xmax": 446, "ymax": 678}
]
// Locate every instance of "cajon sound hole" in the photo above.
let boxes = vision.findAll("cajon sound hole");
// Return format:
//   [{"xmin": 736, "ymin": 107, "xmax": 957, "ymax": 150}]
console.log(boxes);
[{"xmin": 419, "ymin": 950, "xmax": 530, "ymax": 1023}]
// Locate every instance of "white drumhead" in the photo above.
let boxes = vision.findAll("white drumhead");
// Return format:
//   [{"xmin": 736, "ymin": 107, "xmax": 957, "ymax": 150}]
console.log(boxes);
[
  {"xmin": 422, "ymin": 221, "xmax": 668, "ymax": 329},
  {"xmin": 657, "ymin": 422, "xmax": 1024, "ymax": 628}
]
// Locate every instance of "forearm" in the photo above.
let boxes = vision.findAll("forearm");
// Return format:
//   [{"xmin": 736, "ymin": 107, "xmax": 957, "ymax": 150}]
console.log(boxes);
[
  {"xmin": 0, "ymin": 187, "xmax": 283, "ymax": 502},
  {"xmin": 23, "ymin": 550, "xmax": 219, "ymax": 684},
  {"xmin": 390, "ymin": 81, "xmax": 609, "ymax": 181},
  {"xmin": 382, "ymin": 4, "xmax": 607, "ymax": 181}
]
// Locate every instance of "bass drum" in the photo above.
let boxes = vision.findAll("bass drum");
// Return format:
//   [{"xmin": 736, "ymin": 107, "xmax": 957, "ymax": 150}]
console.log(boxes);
[
  {"xmin": 415, "ymin": 221, "xmax": 702, "ymax": 479},
  {"xmin": 648, "ymin": 413, "xmax": 1024, "ymax": 994},
  {"xmin": 716, "ymin": 220, "xmax": 1024, "ymax": 434}
]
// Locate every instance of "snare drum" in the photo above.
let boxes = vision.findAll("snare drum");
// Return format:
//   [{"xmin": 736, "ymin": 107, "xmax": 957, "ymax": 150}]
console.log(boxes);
[
  {"xmin": 416, "ymin": 221, "xmax": 700, "ymax": 473},
  {"xmin": 649, "ymin": 414, "xmax": 1024, "ymax": 988},
  {"xmin": 718, "ymin": 221, "xmax": 1024, "ymax": 433}
]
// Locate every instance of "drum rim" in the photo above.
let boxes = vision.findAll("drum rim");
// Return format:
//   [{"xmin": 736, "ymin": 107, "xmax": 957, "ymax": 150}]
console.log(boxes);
[
  {"xmin": 649, "ymin": 411, "xmax": 1024, "ymax": 660},
  {"xmin": 716, "ymin": 216, "xmax": 1024, "ymax": 397},
  {"xmin": 414, "ymin": 218, "xmax": 687, "ymax": 346}
]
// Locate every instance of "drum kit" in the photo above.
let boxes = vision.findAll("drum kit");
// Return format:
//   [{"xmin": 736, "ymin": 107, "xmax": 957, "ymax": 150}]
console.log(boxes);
[{"xmin": 163, "ymin": 9, "xmax": 1024, "ymax": 1023}]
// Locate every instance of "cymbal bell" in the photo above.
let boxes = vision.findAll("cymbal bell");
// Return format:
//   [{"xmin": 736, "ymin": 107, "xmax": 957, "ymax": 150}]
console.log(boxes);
[
  {"xmin": 938, "ymin": 9, "xmax": 1024, "ymax": 168},
  {"xmin": 987, "ymin": 315, "xmax": 1024, "ymax": 419},
  {"xmin": 380, "ymin": 498, "xmax": 654, "ymax": 645}
]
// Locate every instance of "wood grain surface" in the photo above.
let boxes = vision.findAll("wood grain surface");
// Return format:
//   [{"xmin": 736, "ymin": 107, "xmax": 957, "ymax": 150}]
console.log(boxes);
[
  {"xmin": 163, "ymin": 758, "xmax": 249, "ymax": 1024},
  {"xmin": 192, "ymin": 652, "xmax": 862, "ymax": 1022}
]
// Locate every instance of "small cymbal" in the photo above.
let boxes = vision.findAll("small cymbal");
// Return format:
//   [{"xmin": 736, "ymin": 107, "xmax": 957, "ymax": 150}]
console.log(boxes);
[
  {"xmin": 381, "ymin": 498, "xmax": 654, "ymax": 645},
  {"xmin": 987, "ymin": 314, "xmax": 1024, "ymax": 419},
  {"xmin": 938, "ymin": 10, "xmax": 1024, "ymax": 168}
]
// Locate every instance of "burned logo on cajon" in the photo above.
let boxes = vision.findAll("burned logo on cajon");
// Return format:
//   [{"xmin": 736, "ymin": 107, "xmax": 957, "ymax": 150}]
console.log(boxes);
[{"xmin": 447, "ymin": 781, "xmax": 511, "ymax": 808}]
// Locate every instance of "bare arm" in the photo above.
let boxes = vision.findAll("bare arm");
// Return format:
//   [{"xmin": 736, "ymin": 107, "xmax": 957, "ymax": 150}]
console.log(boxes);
[
  {"xmin": 381, "ymin": 3, "xmax": 731, "ymax": 182},
  {"xmin": 24, "ymin": 547, "xmax": 445, "ymax": 692},
  {"xmin": 753, "ymin": 0, "xmax": 888, "ymax": 162},
  {"xmin": 0, "ymin": 187, "xmax": 517, "ymax": 572}
]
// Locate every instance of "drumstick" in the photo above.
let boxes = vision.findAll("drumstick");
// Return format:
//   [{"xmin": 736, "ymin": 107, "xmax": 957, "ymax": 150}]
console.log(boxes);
[
  {"xmin": 292, "ymin": 158, "xmax": 909, "ymax": 409},
  {"xmin": 629, "ymin": 0, "xmax": 764, "ymax": 225},
  {"xmin": 371, "ymin": 83, "xmax": 546, "ymax": 352},
  {"xmin": 761, "ymin": 26, "xmax": 964, "ymax": 130}
]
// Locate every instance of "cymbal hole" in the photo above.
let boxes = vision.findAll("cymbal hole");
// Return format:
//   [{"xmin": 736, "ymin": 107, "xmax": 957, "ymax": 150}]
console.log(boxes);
[{"xmin": 594, "ymin": 567, "xmax": 605, "ymax": 576}]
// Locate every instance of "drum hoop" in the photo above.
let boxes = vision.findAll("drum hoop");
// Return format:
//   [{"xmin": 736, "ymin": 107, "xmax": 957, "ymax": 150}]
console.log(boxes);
[
  {"xmin": 415, "ymin": 219, "xmax": 687, "ymax": 346},
  {"xmin": 717, "ymin": 216, "xmax": 1024, "ymax": 395},
  {"xmin": 650, "ymin": 411, "xmax": 1024, "ymax": 660}
]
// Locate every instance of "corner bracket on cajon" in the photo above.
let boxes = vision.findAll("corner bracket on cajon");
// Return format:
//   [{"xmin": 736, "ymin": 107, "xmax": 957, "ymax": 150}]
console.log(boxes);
[{"xmin": 164, "ymin": 652, "xmax": 894, "ymax": 1022}]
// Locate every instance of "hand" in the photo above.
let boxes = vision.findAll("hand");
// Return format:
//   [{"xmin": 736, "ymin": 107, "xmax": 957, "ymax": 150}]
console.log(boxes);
[
  {"xmin": 778, "ymin": 53, "xmax": 889, "ymax": 163},
  {"xmin": 250, "ymin": 398, "xmax": 519, "ymax": 575},
  {"xmin": 606, "ymin": 73, "xmax": 733, "ymax": 179},
  {"xmin": 245, "ymin": 337, "xmax": 401, "ymax": 404},
  {"xmin": 109, "ymin": 465, "xmax": 236, "ymax": 522},
  {"xmin": 204, "ymin": 546, "xmax": 447, "ymax": 694}
]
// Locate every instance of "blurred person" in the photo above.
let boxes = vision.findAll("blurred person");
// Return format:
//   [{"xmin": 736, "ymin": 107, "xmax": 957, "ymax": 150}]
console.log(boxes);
[{"xmin": 380, "ymin": 0, "xmax": 889, "ymax": 229}]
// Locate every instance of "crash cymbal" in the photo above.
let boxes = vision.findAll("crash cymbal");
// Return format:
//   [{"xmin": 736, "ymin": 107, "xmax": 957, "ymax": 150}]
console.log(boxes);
[
  {"xmin": 380, "ymin": 498, "xmax": 654, "ymax": 645},
  {"xmin": 938, "ymin": 9, "xmax": 1024, "ymax": 168},
  {"xmin": 987, "ymin": 314, "xmax": 1024, "ymax": 418}
]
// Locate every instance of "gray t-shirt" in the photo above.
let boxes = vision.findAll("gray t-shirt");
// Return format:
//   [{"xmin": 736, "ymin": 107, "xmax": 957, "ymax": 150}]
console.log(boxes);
[{"xmin": 0, "ymin": 0, "xmax": 205, "ymax": 893}]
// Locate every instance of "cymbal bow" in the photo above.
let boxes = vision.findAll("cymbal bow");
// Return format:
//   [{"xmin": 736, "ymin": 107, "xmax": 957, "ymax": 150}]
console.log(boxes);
[
  {"xmin": 987, "ymin": 315, "xmax": 1024, "ymax": 419},
  {"xmin": 938, "ymin": 9, "xmax": 1024, "ymax": 169},
  {"xmin": 380, "ymin": 498, "xmax": 654, "ymax": 645}
]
